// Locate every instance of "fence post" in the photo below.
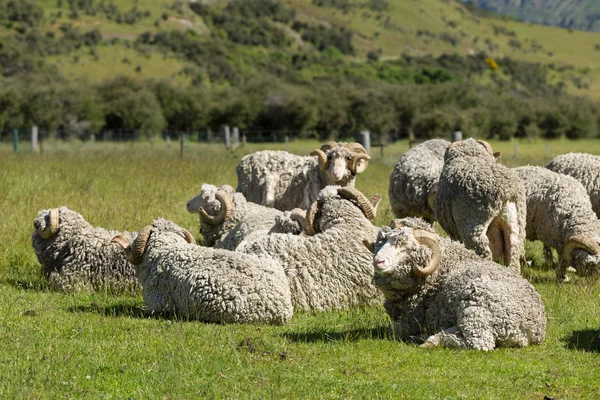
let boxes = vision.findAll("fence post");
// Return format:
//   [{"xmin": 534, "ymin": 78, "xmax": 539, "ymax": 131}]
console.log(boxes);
[
  {"xmin": 360, "ymin": 130, "xmax": 371, "ymax": 155},
  {"xmin": 89, "ymin": 133, "xmax": 95, "ymax": 143},
  {"xmin": 13, "ymin": 129, "xmax": 18, "ymax": 153},
  {"xmin": 513, "ymin": 143, "xmax": 519, "ymax": 159},
  {"xmin": 545, "ymin": 143, "xmax": 550, "ymax": 159},
  {"xmin": 166, "ymin": 134, "xmax": 171, "ymax": 148},
  {"xmin": 242, "ymin": 133, "xmax": 247, "ymax": 146},
  {"xmin": 285, "ymin": 135, "xmax": 289, "ymax": 152},
  {"xmin": 180, "ymin": 134, "xmax": 184, "ymax": 158},
  {"xmin": 31, "ymin": 126, "xmax": 38, "ymax": 152},
  {"xmin": 451, "ymin": 130, "xmax": 463, "ymax": 142},
  {"xmin": 224, "ymin": 126, "xmax": 231, "ymax": 149},
  {"xmin": 233, "ymin": 127, "xmax": 240, "ymax": 148}
]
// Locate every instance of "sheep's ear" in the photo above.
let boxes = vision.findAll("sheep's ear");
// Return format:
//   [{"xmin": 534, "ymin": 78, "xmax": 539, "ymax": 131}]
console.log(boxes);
[{"xmin": 362, "ymin": 240, "xmax": 375, "ymax": 254}]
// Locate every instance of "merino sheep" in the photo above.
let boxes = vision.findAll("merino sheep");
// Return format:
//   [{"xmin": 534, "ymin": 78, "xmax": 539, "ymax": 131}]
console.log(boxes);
[
  {"xmin": 364, "ymin": 218, "xmax": 546, "ymax": 350},
  {"xmin": 31, "ymin": 207, "xmax": 139, "ymax": 293},
  {"xmin": 186, "ymin": 184, "xmax": 305, "ymax": 249},
  {"xmin": 515, "ymin": 166, "xmax": 600, "ymax": 281},
  {"xmin": 236, "ymin": 141, "xmax": 370, "ymax": 210},
  {"xmin": 546, "ymin": 152, "xmax": 600, "ymax": 218},
  {"xmin": 237, "ymin": 186, "xmax": 383, "ymax": 312},
  {"xmin": 435, "ymin": 138, "xmax": 525, "ymax": 272},
  {"xmin": 111, "ymin": 218, "xmax": 293, "ymax": 325},
  {"xmin": 388, "ymin": 139, "xmax": 449, "ymax": 223}
]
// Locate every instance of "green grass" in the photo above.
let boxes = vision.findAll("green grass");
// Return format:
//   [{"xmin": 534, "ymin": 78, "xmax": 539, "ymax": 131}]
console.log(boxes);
[{"xmin": 1, "ymin": 138, "xmax": 600, "ymax": 398}]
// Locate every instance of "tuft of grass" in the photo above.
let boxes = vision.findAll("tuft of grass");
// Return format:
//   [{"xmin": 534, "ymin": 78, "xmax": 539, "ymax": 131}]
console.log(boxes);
[{"xmin": 1, "ymin": 138, "xmax": 600, "ymax": 398}]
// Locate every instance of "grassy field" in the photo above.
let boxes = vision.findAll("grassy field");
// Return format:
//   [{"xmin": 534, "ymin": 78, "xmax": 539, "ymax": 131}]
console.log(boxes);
[{"xmin": 1, "ymin": 138, "xmax": 600, "ymax": 398}]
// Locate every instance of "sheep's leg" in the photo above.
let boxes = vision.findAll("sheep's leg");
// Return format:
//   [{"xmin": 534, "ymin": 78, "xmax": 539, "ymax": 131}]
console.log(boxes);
[
  {"xmin": 555, "ymin": 255, "xmax": 570, "ymax": 282},
  {"xmin": 543, "ymin": 245, "xmax": 554, "ymax": 269},
  {"xmin": 457, "ymin": 306, "xmax": 497, "ymax": 350},
  {"xmin": 420, "ymin": 326, "xmax": 468, "ymax": 349}
]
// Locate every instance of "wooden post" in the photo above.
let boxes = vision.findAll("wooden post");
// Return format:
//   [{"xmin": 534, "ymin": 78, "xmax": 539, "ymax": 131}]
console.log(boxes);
[
  {"xmin": 285, "ymin": 135, "xmax": 289, "ymax": 152},
  {"xmin": 166, "ymin": 134, "xmax": 171, "ymax": 148},
  {"xmin": 242, "ymin": 133, "xmax": 247, "ymax": 146},
  {"xmin": 13, "ymin": 129, "xmax": 18, "ymax": 153},
  {"xmin": 380, "ymin": 144, "xmax": 384, "ymax": 158},
  {"xmin": 207, "ymin": 129, "xmax": 213, "ymax": 143},
  {"xmin": 451, "ymin": 131, "xmax": 463, "ymax": 142},
  {"xmin": 89, "ymin": 133, "xmax": 95, "ymax": 143},
  {"xmin": 224, "ymin": 126, "xmax": 231, "ymax": 149},
  {"xmin": 545, "ymin": 143, "xmax": 550, "ymax": 159},
  {"xmin": 513, "ymin": 143, "xmax": 519, "ymax": 159},
  {"xmin": 180, "ymin": 134, "xmax": 184, "ymax": 158},
  {"xmin": 360, "ymin": 130, "xmax": 371, "ymax": 155},
  {"xmin": 31, "ymin": 126, "xmax": 38, "ymax": 152},
  {"xmin": 232, "ymin": 127, "xmax": 240, "ymax": 147}
]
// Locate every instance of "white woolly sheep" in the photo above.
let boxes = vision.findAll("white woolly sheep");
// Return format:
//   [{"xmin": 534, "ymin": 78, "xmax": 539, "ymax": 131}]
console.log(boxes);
[
  {"xmin": 31, "ymin": 207, "xmax": 139, "ymax": 293},
  {"xmin": 364, "ymin": 218, "xmax": 546, "ymax": 351},
  {"xmin": 236, "ymin": 141, "xmax": 370, "ymax": 210},
  {"xmin": 237, "ymin": 186, "xmax": 383, "ymax": 313},
  {"xmin": 435, "ymin": 138, "xmax": 525, "ymax": 272},
  {"xmin": 186, "ymin": 184, "xmax": 305, "ymax": 249},
  {"xmin": 546, "ymin": 152, "xmax": 600, "ymax": 218},
  {"xmin": 388, "ymin": 139, "xmax": 449, "ymax": 223},
  {"xmin": 515, "ymin": 166, "xmax": 600, "ymax": 281},
  {"xmin": 111, "ymin": 218, "xmax": 293, "ymax": 325}
]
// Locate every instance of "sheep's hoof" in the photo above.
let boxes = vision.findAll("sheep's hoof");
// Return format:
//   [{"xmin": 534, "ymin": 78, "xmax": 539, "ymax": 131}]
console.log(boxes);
[{"xmin": 420, "ymin": 341, "xmax": 437, "ymax": 349}]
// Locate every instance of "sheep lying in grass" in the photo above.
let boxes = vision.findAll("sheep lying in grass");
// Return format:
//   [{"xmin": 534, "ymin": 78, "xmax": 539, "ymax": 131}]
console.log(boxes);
[
  {"xmin": 31, "ymin": 207, "xmax": 139, "ymax": 293},
  {"xmin": 515, "ymin": 166, "xmax": 600, "ymax": 281},
  {"xmin": 236, "ymin": 142, "xmax": 370, "ymax": 210},
  {"xmin": 435, "ymin": 138, "xmax": 525, "ymax": 272},
  {"xmin": 186, "ymin": 184, "xmax": 305, "ymax": 249},
  {"xmin": 112, "ymin": 218, "xmax": 293, "ymax": 325},
  {"xmin": 546, "ymin": 152, "xmax": 600, "ymax": 218},
  {"xmin": 364, "ymin": 218, "xmax": 546, "ymax": 350},
  {"xmin": 388, "ymin": 139, "xmax": 449, "ymax": 223},
  {"xmin": 237, "ymin": 186, "xmax": 383, "ymax": 312}
]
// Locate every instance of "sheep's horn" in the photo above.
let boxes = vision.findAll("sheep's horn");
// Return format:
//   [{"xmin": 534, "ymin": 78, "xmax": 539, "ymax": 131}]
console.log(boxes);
[
  {"xmin": 38, "ymin": 209, "xmax": 60, "ymax": 239},
  {"xmin": 129, "ymin": 225, "xmax": 152, "ymax": 265},
  {"xmin": 563, "ymin": 234, "xmax": 600, "ymax": 264},
  {"xmin": 476, "ymin": 140, "xmax": 494, "ymax": 156},
  {"xmin": 182, "ymin": 229, "xmax": 196, "ymax": 244},
  {"xmin": 321, "ymin": 141, "xmax": 337, "ymax": 151},
  {"xmin": 412, "ymin": 230, "xmax": 441, "ymax": 277},
  {"xmin": 111, "ymin": 235, "xmax": 130, "ymax": 249},
  {"xmin": 349, "ymin": 153, "xmax": 371, "ymax": 174},
  {"xmin": 344, "ymin": 142, "xmax": 368, "ymax": 154},
  {"xmin": 305, "ymin": 200, "xmax": 319, "ymax": 236},
  {"xmin": 310, "ymin": 149, "xmax": 329, "ymax": 172},
  {"xmin": 199, "ymin": 190, "xmax": 232, "ymax": 226},
  {"xmin": 362, "ymin": 239, "xmax": 375, "ymax": 254},
  {"xmin": 370, "ymin": 194, "xmax": 382, "ymax": 209},
  {"xmin": 493, "ymin": 152, "xmax": 502, "ymax": 160},
  {"xmin": 337, "ymin": 187, "xmax": 376, "ymax": 220},
  {"xmin": 290, "ymin": 208, "xmax": 307, "ymax": 232}
]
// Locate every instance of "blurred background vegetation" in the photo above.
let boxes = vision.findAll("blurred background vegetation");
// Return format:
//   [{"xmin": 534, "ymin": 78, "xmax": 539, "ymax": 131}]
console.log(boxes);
[{"xmin": 1, "ymin": 0, "xmax": 600, "ymax": 142}]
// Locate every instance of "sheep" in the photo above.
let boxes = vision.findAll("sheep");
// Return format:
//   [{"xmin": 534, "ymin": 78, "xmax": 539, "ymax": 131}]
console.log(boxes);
[
  {"xmin": 236, "ymin": 141, "xmax": 371, "ymax": 210},
  {"xmin": 363, "ymin": 218, "xmax": 546, "ymax": 350},
  {"xmin": 236, "ymin": 186, "xmax": 383, "ymax": 313},
  {"xmin": 111, "ymin": 218, "xmax": 293, "ymax": 325},
  {"xmin": 186, "ymin": 184, "xmax": 306, "ymax": 249},
  {"xmin": 546, "ymin": 152, "xmax": 600, "ymax": 218},
  {"xmin": 435, "ymin": 138, "xmax": 525, "ymax": 272},
  {"xmin": 388, "ymin": 139, "xmax": 449, "ymax": 223},
  {"xmin": 514, "ymin": 166, "xmax": 600, "ymax": 281},
  {"xmin": 31, "ymin": 207, "xmax": 139, "ymax": 293}
]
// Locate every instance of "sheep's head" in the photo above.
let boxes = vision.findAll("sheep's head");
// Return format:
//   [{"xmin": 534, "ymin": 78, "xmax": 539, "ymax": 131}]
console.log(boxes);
[
  {"xmin": 305, "ymin": 186, "xmax": 381, "ymax": 236},
  {"xmin": 33, "ymin": 207, "xmax": 89, "ymax": 240},
  {"xmin": 564, "ymin": 234, "xmax": 600, "ymax": 277},
  {"xmin": 310, "ymin": 142, "xmax": 370, "ymax": 184},
  {"xmin": 444, "ymin": 138, "xmax": 501, "ymax": 163},
  {"xmin": 186, "ymin": 184, "xmax": 234, "ymax": 226},
  {"xmin": 363, "ymin": 219, "xmax": 442, "ymax": 289},
  {"xmin": 111, "ymin": 218, "xmax": 196, "ymax": 266}
]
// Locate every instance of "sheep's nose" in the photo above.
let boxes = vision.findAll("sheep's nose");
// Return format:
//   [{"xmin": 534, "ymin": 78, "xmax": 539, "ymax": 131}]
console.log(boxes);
[{"xmin": 374, "ymin": 258, "xmax": 385, "ymax": 265}]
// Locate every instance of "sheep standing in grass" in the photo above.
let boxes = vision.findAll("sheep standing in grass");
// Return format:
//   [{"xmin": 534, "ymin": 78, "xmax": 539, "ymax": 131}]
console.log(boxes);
[
  {"xmin": 435, "ymin": 139, "xmax": 525, "ymax": 272},
  {"xmin": 364, "ymin": 218, "xmax": 546, "ymax": 350},
  {"xmin": 515, "ymin": 166, "xmax": 600, "ymax": 281},
  {"xmin": 546, "ymin": 152, "xmax": 600, "ymax": 218},
  {"xmin": 237, "ymin": 186, "xmax": 383, "ymax": 312},
  {"xmin": 112, "ymin": 219, "xmax": 293, "ymax": 325},
  {"xmin": 388, "ymin": 139, "xmax": 449, "ymax": 223},
  {"xmin": 186, "ymin": 184, "xmax": 306, "ymax": 249},
  {"xmin": 31, "ymin": 207, "xmax": 139, "ymax": 293},
  {"xmin": 236, "ymin": 142, "xmax": 370, "ymax": 210}
]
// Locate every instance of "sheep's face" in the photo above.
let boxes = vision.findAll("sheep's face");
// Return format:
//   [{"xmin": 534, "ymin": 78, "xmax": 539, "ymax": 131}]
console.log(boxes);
[
  {"xmin": 571, "ymin": 248, "xmax": 600, "ymax": 277},
  {"xmin": 372, "ymin": 227, "xmax": 420, "ymax": 275},
  {"xmin": 33, "ymin": 207, "xmax": 89, "ymax": 241},
  {"xmin": 444, "ymin": 138, "xmax": 496, "ymax": 163},
  {"xmin": 325, "ymin": 147, "xmax": 356, "ymax": 183},
  {"xmin": 186, "ymin": 184, "xmax": 234, "ymax": 214},
  {"xmin": 313, "ymin": 142, "xmax": 370, "ymax": 184}
]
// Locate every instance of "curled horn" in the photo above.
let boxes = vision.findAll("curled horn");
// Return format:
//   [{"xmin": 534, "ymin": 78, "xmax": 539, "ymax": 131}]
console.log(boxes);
[
  {"xmin": 476, "ymin": 140, "xmax": 494, "ymax": 156},
  {"xmin": 290, "ymin": 208, "xmax": 307, "ymax": 232},
  {"xmin": 38, "ymin": 209, "xmax": 60, "ymax": 239},
  {"xmin": 362, "ymin": 239, "xmax": 375, "ymax": 254},
  {"xmin": 199, "ymin": 190, "xmax": 232, "ymax": 226},
  {"xmin": 412, "ymin": 230, "xmax": 441, "ymax": 277},
  {"xmin": 304, "ymin": 200, "xmax": 320, "ymax": 236},
  {"xmin": 182, "ymin": 229, "xmax": 196, "ymax": 244},
  {"xmin": 128, "ymin": 225, "xmax": 152, "ymax": 265},
  {"xmin": 345, "ymin": 143, "xmax": 371, "ymax": 174},
  {"xmin": 563, "ymin": 234, "xmax": 600, "ymax": 264},
  {"xmin": 111, "ymin": 235, "xmax": 130, "ymax": 250},
  {"xmin": 337, "ymin": 187, "xmax": 377, "ymax": 220},
  {"xmin": 310, "ymin": 148, "xmax": 329, "ymax": 172}
]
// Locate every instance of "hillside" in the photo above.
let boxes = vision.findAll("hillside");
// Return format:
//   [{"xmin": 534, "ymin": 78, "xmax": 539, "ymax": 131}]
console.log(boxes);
[
  {"xmin": 1, "ymin": 0, "xmax": 600, "ymax": 141},
  {"xmin": 470, "ymin": 0, "xmax": 600, "ymax": 33}
]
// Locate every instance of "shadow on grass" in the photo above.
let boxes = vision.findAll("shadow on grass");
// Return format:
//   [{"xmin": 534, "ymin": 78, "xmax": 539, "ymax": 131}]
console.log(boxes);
[
  {"xmin": 283, "ymin": 325, "xmax": 390, "ymax": 343},
  {"xmin": 1, "ymin": 278, "xmax": 48, "ymax": 291},
  {"xmin": 68, "ymin": 303, "xmax": 147, "ymax": 319},
  {"xmin": 563, "ymin": 329, "xmax": 600, "ymax": 353}
]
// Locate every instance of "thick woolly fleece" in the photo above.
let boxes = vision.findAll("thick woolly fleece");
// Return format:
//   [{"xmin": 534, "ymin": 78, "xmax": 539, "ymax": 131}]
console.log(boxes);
[
  {"xmin": 187, "ymin": 184, "xmax": 302, "ymax": 249},
  {"xmin": 134, "ymin": 219, "xmax": 293, "ymax": 325},
  {"xmin": 237, "ymin": 186, "xmax": 382, "ymax": 313},
  {"xmin": 388, "ymin": 139, "xmax": 449, "ymax": 222},
  {"xmin": 515, "ymin": 166, "xmax": 600, "ymax": 276},
  {"xmin": 236, "ymin": 145, "xmax": 360, "ymax": 211},
  {"xmin": 372, "ymin": 218, "xmax": 546, "ymax": 351},
  {"xmin": 546, "ymin": 152, "xmax": 600, "ymax": 218},
  {"xmin": 31, "ymin": 207, "xmax": 139, "ymax": 293},
  {"xmin": 435, "ymin": 138, "xmax": 526, "ymax": 272}
]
